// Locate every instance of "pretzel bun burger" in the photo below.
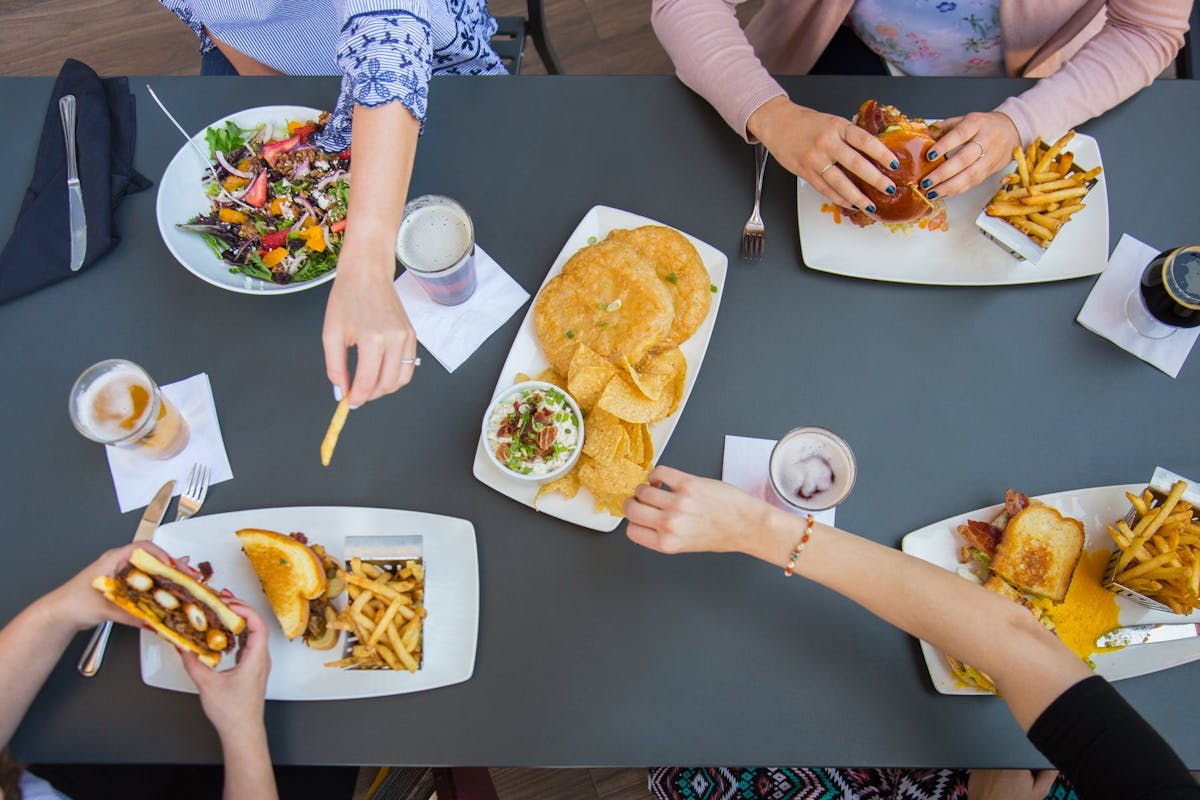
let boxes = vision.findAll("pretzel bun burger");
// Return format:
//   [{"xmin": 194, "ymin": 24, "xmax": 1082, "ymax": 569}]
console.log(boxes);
[{"xmin": 846, "ymin": 99, "xmax": 944, "ymax": 229}]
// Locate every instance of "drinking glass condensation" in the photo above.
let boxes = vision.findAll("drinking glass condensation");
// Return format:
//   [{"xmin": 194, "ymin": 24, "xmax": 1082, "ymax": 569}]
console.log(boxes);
[
  {"xmin": 395, "ymin": 195, "xmax": 478, "ymax": 305},
  {"xmin": 1124, "ymin": 245, "xmax": 1200, "ymax": 339},
  {"xmin": 69, "ymin": 359, "xmax": 190, "ymax": 459},
  {"xmin": 765, "ymin": 426, "xmax": 857, "ymax": 512}
]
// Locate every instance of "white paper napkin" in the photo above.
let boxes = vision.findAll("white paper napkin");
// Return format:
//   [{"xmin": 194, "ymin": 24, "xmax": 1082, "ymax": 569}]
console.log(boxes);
[
  {"xmin": 105, "ymin": 373, "xmax": 233, "ymax": 513},
  {"xmin": 1077, "ymin": 234, "xmax": 1199, "ymax": 378},
  {"xmin": 722, "ymin": 435, "xmax": 836, "ymax": 526},
  {"xmin": 393, "ymin": 245, "xmax": 530, "ymax": 373}
]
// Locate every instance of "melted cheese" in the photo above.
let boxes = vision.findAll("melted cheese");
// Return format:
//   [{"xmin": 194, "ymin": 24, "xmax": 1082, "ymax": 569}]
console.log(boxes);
[{"xmin": 1045, "ymin": 548, "xmax": 1122, "ymax": 661}]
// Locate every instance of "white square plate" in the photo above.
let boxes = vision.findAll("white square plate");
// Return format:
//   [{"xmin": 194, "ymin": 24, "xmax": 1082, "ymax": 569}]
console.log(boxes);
[
  {"xmin": 141, "ymin": 506, "xmax": 478, "ymax": 701},
  {"xmin": 796, "ymin": 132, "xmax": 1108, "ymax": 286},
  {"xmin": 471, "ymin": 205, "xmax": 728, "ymax": 532},
  {"xmin": 901, "ymin": 485, "xmax": 1200, "ymax": 695}
]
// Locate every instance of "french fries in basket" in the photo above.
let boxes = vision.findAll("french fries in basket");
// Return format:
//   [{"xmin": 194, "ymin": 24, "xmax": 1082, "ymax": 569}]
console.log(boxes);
[
  {"xmin": 984, "ymin": 131, "xmax": 1102, "ymax": 250},
  {"xmin": 324, "ymin": 556, "xmax": 427, "ymax": 672},
  {"xmin": 1105, "ymin": 479, "xmax": 1200, "ymax": 615}
]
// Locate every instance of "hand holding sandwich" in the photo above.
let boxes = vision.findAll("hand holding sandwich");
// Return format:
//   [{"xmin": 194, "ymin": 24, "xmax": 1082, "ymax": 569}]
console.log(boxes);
[
  {"xmin": 44, "ymin": 541, "xmax": 176, "ymax": 632},
  {"xmin": 920, "ymin": 111, "xmax": 1021, "ymax": 200}
]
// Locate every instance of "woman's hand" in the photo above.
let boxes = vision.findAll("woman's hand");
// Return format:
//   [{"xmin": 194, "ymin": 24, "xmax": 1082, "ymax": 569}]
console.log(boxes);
[
  {"xmin": 42, "ymin": 541, "xmax": 176, "ymax": 632},
  {"xmin": 623, "ymin": 465, "xmax": 782, "ymax": 556},
  {"xmin": 922, "ymin": 111, "xmax": 1020, "ymax": 200},
  {"xmin": 747, "ymin": 96, "xmax": 897, "ymax": 212},
  {"xmin": 322, "ymin": 238, "xmax": 417, "ymax": 407},
  {"xmin": 181, "ymin": 601, "xmax": 271, "ymax": 737},
  {"xmin": 968, "ymin": 769, "xmax": 1058, "ymax": 800}
]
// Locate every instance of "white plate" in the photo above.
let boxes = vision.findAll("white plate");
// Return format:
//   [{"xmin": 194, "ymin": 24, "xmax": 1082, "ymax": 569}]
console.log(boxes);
[
  {"xmin": 796, "ymin": 132, "xmax": 1108, "ymax": 286},
  {"xmin": 901, "ymin": 485, "xmax": 1200, "ymax": 695},
  {"xmin": 156, "ymin": 105, "xmax": 337, "ymax": 295},
  {"xmin": 141, "ymin": 506, "xmax": 478, "ymax": 701},
  {"xmin": 472, "ymin": 205, "xmax": 728, "ymax": 532}
]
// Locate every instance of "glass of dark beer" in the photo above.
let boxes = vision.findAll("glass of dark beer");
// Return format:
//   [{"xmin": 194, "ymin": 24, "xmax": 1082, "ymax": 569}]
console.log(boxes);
[{"xmin": 1124, "ymin": 246, "xmax": 1200, "ymax": 339}]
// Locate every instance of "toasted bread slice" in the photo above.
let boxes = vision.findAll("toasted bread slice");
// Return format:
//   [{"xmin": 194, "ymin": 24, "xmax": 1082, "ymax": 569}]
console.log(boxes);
[
  {"xmin": 991, "ymin": 505, "xmax": 1084, "ymax": 602},
  {"xmin": 236, "ymin": 528, "xmax": 327, "ymax": 640},
  {"xmin": 127, "ymin": 548, "xmax": 246, "ymax": 635}
]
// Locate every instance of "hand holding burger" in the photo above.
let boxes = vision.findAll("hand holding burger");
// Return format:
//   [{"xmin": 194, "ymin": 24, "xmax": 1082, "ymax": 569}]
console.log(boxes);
[
  {"xmin": 746, "ymin": 96, "xmax": 898, "ymax": 212},
  {"xmin": 920, "ymin": 111, "xmax": 1021, "ymax": 199},
  {"xmin": 842, "ymin": 99, "xmax": 944, "ymax": 228}
]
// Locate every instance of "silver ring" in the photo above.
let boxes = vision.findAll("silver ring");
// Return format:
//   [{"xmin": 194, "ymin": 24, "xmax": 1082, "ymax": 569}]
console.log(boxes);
[
  {"xmin": 843, "ymin": 121, "xmax": 856, "ymax": 140},
  {"xmin": 819, "ymin": 162, "xmax": 836, "ymax": 177},
  {"xmin": 970, "ymin": 141, "xmax": 985, "ymax": 161},
  {"xmin": 401, "ymin": 358, "xmax": 421, "ymax": 367}
]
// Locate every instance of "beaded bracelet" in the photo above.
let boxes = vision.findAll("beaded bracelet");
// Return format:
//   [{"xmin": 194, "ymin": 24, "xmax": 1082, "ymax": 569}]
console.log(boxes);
[{"xmin": 783, "ymin": 514, "xmax": 816, "ymax": 577}]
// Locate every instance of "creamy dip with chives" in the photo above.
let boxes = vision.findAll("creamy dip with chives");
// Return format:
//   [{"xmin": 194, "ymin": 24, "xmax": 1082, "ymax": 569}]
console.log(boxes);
[{"xmin": 487, "ymin": 386, "xmax": 580, "ymax": 477}]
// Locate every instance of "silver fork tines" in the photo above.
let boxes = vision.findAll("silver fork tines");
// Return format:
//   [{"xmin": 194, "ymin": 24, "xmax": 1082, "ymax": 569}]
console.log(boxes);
[
  {"xmin": 176, "ymin": 463, "xmax": 211, "ymax": 522},
  {"xmin": 740, "ymin": 142, "xmax": 768, "ymax": 260}
]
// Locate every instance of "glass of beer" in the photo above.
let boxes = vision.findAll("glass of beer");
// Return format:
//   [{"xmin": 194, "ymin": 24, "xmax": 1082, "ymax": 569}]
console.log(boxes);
[
  {"xmin": 69, "ymin": 359, "xmax": 190, "ymax": 460},
  {"xmin": 765, "ymin": 426, "xmax": 857, "ymax": 512},
  {"xmin": 395, "ymin": 195, "xmax": 478, "ymax": 306},
  {"xmin": 1124, "ymin": 245, "xmax": 1200, "ymax": 339}
]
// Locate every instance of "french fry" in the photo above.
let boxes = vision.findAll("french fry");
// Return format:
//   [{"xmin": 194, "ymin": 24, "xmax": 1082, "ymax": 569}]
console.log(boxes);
[
  {"xmin": 986, "ymin": 202, "xmax": 1036, "ymax": 217},
  {"xmin": 320, "ymin": 398, "xmax": 350, "ymax": 467},
  {"xmin": 1109, "ymin": 479, "xmax": 1200, "ymax": 614},
  {"xmin": 1010, "ymin": 218, "xmax": 1053, "ymax": 241},
  {"xmin": 1028, "ymin": 213, "xmax": 1063, "ymax": 232},
  {"xmin": 1046, "ymin": 203, "xmax": 1085, "ymax": 219},
  {"xmin": 326, "ymin": 556, "xmax": 427, "ymax": 671},
  {"xmin": 1020, "ymin": 187, "xmax": 1090, "ymax": 206},
  {"xmin": 1034, "ymin": 130, "xmax": 1075, "ymax": 174},
  {"xmin": 1013, "ymin": 146, "xmax": 1031, "ymax": 188}
]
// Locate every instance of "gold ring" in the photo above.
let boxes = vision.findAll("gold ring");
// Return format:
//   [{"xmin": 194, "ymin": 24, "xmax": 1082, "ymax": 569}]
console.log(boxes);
[
  {"xmin": 819, "ymin": 162, "xmax": 836, "ymax": 177},
  {"xmin": 843, "ymin": 121, "xmax": 856, "ymax": 140}
]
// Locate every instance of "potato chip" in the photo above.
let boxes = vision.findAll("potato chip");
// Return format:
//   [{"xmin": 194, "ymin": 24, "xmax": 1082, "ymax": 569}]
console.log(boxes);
[
  {"xmin": 582, "ymin": 408, "xmax": 626, "ymax": 464},
  {"xmin": 596, "ymin": 373, "xmax": 672, "ymax": 424},
  {"xmin": 568, "ymin": 344, "xmax": 620, "ymax": 411},
  {"xmin": 620, "ymin": 355, "xmax": 671, "ymax": 400}
]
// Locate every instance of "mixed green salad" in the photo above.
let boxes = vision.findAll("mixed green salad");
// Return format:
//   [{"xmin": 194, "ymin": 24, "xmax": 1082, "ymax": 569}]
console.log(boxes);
[{"xmin": 178, "ymin": 112, "xmax": 351, "ymax": 285}]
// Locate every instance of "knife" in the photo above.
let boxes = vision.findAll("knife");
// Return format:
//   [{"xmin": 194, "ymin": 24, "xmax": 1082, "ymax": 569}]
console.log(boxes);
[
  {"xmin": 59, "ymin": 95, "xmax": 87, "ymax": 271},
  {"xmin": 77, "ymin": 479, "xmax": 176, "ymax": 677},
  {"xmin": 1096, "ymin": 623, "xmax": 1200, "ymax": 648}
]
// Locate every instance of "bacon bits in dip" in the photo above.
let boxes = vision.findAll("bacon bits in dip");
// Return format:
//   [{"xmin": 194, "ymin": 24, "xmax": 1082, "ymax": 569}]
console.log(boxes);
[{"xmin": 484, "ymin": 381, "xmax": 583, "ymax": 481}]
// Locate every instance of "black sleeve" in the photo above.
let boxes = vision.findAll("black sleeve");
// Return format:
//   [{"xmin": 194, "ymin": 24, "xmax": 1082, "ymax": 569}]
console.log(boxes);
[{"xmin": 1028, "ymin": 675, "xmax": 1199, "ymax": 800}]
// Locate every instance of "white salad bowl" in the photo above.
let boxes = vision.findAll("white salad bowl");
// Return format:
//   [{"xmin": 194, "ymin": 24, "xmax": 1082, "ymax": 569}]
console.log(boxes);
[{"xmin": 156, "ymin": 105, "xmax": 339, "ymax": 296}]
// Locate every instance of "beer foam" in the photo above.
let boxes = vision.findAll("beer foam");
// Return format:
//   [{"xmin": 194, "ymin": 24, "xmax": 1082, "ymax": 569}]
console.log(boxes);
[
  {"xmin": 76, "ymin": 366, "xmax": 153, "ymax": 440},
  {"xmin": 396, "ymin": 203, "xmax": 472, "ymax": 273},
  {"xmin": 770, "ymin": 430, "xmax": 856, "ymax": 510}
]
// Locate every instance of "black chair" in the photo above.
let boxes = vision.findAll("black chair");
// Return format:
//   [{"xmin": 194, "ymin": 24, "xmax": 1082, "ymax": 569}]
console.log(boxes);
[
  {"xmin": 492, "ymin": 0, "xmax": 564, "ymax": 75},
  {"xmin": 1176, "ymin": 0, "xmax": 1199, "ymax": 79}
]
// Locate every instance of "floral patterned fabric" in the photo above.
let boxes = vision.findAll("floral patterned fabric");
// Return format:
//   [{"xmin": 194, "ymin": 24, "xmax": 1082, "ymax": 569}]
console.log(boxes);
[
  {"xmin": 158, "ymin": 1, "xmax": 505, "ymax": 151},
  {"xmin": 847, "ymin": 0, "xmax": 1005, "ymax": 77}
]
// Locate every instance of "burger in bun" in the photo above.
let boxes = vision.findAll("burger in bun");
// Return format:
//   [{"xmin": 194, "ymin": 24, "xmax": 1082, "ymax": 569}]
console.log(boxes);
[{"xmin": 845, "ymin": 99, "xmax": 946, "ymax": 230}]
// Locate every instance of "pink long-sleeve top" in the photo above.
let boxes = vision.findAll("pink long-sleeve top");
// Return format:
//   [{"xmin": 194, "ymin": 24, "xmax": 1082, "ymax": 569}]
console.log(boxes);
[{"xmin": 650, "ymin": 0, "xmax": 1190, "ymax": 145}]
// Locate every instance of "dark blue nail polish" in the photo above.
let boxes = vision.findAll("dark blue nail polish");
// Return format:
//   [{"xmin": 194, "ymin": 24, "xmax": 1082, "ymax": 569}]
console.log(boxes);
[
  {"xmin": 926, "ymin": 190, "xmax": 938, "ymax": 200},
  {"xmin": 927, "ymin": 150, "xmax": 939, "ymax": 161},
  {"xmin": 920, "ymin": 178, "xmax": 932, "ymax": 189},
  {"xmin": 885, "ymin": 185, "xmax": 896, "ymax": 195},
  {"xmin": 865, "ymin": 204, "xmax": 876, "ymax": 214},
  {"xmin": 850, "ymin": 204, "xmax": 859, "ymax": 210},
  {"xmin": 889, "ymin": 160, "xmax": 900, "ymax": 171}
]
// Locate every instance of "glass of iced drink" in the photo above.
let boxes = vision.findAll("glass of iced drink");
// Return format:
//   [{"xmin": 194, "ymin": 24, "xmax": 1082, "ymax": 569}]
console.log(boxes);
[
  {"xmin": 766, "ymin": 426, "xmax": 857, "ymax": 512},
  {"xmin": 69, "ymin": 359, "xmax": 190, "ymax": 460},
  {"xmin": 396, "ymin": 194, "xmax": 478, "ymax": 306}
]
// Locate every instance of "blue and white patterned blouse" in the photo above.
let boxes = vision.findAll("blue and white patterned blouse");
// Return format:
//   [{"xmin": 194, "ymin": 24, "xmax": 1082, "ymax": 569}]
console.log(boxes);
[
  {"xmin": 848, "ymin": 0, "xmax": 1005, "ymax": 77},
  {"xmin": 160, "ymin": 0, "xmax": 507, "ymax": 150}
]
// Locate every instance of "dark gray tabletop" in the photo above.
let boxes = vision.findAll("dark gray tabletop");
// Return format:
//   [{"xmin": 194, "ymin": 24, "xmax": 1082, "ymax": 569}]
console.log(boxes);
[{"xmin": 2, "ymin": 75, "xmax": 1198, "ymax": 769}]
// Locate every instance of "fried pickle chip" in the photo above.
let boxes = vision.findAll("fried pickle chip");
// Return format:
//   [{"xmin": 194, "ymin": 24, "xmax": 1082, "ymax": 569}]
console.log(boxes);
[
  {"xmin": 533, "ymin": 241, "xmax": 674, "ymax": 374},
  {"xmin": 567, "ymin": 344, "xmax": 620, "ymax": 412},
  {"xmin": 606, "ymin": 226, "xmax": 711, "ymax": 350},
  {"xmin": 582, "ymin": 408, "xmax": 626, "ymax": 464},
  {"xmin": 579, "ymin": 455, "xmax": 649, "ymax": 516}
]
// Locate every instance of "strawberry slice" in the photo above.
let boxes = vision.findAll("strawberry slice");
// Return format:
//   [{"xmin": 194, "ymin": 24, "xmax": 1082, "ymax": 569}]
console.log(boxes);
[
  {"xmin": 243, "ymin": 171, "xmax": 269, "ymax": 208},
  {"xmin": 292, "ymin": 123, "xmax": 317, "ymax": 143},
  {"xmin": 330, "ymin": 218, "xmax": 347, "ymax": 234},
  {"xmin": 261, "ymin": 134, "xmax": 301, "ymax": 167},
  {"xmin": 260, "ymin": 229, "xmax": 288, "ymax": 250}
]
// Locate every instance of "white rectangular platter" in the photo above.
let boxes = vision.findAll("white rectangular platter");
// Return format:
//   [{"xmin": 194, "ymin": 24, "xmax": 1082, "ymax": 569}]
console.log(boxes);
[
  {"xmin": 901, "ymin": 484, "xmax": 1200, "ymax": 695},
  {"xmin": 797, "ymin": 132, "xmax": 1108, "ymax": 286},
  {"xmin": 472, "ymin": 205, "xmax": 728, "ymax": 532},
  {"xmin": 142, "ymin": 506, "xmax": 478, "ymax": 701}
]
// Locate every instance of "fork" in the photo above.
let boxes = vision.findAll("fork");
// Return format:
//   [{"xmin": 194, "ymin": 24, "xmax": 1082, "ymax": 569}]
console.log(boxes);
[
  {"xmin": 740, "ymin": 143, "xmax": 768, "ymax": 260},
  {"xmin": 176, "ymin": 463, "xmax": 211, "ymax": 522}
]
